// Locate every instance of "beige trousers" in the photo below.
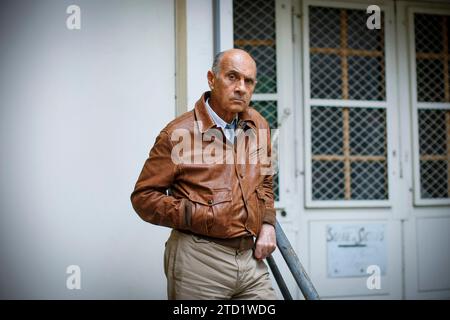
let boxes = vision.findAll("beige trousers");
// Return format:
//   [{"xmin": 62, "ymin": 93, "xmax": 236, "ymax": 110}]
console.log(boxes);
[{"xmin": 164, "ymin": 229, "xmax": 277, "ymax": 300}]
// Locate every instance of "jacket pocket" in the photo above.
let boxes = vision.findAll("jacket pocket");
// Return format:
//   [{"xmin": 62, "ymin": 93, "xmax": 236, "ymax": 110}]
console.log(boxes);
[{"xmin": 187, "ymin": 189, "xmax": 232, "ymax": 235}]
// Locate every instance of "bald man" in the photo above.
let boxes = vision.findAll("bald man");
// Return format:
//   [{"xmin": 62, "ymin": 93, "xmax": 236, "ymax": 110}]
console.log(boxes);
[{"xmin": 131, "ymin": 49, "xmax": 277, "ymax": 300}]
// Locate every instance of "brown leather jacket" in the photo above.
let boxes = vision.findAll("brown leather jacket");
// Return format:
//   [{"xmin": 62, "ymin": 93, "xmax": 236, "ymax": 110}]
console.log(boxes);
[{"xmin": 130, "ymin": 92, "xmax": 276, "ymax": 239}]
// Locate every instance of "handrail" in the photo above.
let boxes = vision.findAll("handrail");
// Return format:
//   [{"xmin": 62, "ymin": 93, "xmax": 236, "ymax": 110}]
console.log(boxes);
[
  {"xmin": 266, "ymin": 255, "xmax": 293, "ymax": 300},
  {"xmin": 266, "ymin": 220, "xmax": 320, "ymax": 300}
]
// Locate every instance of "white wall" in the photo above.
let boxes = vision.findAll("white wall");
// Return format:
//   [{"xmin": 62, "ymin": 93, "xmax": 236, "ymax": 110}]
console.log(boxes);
[
  {"xmin": 186, "ymin": 0, "xmax": 213, "ymax": 109},
  {"xmin": 0, "ymin": 0, "xmax": 175, "ymax": 299}
]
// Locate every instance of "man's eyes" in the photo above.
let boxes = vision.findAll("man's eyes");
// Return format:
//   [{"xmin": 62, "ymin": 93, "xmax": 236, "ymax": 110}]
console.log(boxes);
[{"xmin": 227, "ymin": 74, "xmax": 254, "ymax": 85}]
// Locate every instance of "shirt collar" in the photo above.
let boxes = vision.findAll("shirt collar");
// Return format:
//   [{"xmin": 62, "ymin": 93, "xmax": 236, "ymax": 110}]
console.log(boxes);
[
  {"xmin": 205, "ymin": 98, "xmax": 238, "ymax": 130},
  {"xmin": 194, "ymin": 92, "xmax": 256, "ymax": 133}
]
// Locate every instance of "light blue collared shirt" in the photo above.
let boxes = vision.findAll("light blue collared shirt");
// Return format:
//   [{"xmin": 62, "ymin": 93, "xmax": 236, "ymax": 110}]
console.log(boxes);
[{"xmin": 205, "ymin": 99, "xmax": 238, "ymax": 143}]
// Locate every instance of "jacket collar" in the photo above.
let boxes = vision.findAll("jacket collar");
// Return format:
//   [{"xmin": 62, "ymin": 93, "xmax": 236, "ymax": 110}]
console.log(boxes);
[{"xmin": 194, "ymin": 91, "xmax": 256, "ymax": 133}]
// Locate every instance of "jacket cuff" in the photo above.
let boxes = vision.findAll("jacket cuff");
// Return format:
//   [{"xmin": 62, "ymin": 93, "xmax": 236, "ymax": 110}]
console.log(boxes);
[
  {"xmin": 179, "ymin": 198, "xmax": 193, "ymax": 229},
  {"xmin": 262, "ymin": 207, "xmax": 276, "ymax": 226}
]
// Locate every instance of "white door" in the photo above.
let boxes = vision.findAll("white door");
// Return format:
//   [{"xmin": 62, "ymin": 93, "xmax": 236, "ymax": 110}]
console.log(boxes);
[
  {"xmin": 396, "ymin": 0, "xmax": 450, "ymax": 299},
  {"xmin": 295, "ymin": 0, "xmax": 403, "ymax": 299}
]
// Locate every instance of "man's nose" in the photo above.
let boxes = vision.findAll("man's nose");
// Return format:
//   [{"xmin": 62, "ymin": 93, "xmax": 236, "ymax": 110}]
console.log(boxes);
[{"xmin": 235, "ymin": 78, "xmax": 247, "ymax": 93}]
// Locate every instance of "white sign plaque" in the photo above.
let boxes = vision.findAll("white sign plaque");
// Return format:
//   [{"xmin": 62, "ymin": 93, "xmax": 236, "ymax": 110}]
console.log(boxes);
[{"xmin": 327, "ymin": 224, "xmax": 387, "ymax": 278}]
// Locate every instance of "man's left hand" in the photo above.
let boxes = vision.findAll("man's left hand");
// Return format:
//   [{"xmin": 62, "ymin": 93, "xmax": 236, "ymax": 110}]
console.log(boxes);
[{"xmin": 254, "ymin": 223, "xmax": 277, "ymax": 260}]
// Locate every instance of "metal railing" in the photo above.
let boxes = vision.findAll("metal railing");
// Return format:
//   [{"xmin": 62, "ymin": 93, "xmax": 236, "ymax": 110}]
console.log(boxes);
[{"xmin": 266, "ymin": 220, "xmax": 320, "ymax": 300}]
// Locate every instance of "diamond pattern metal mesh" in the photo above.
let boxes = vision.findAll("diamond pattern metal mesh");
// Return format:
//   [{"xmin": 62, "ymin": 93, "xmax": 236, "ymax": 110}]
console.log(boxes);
[
  {"xmin": 419, "ymin": 109, "xmax": 447, "ymax": 155},
  {"xmin": 348, "ymin": 56, "xmax": 385, "ymax": 100},
  {"xmin": 351, "ymin": 161, "xmax": 388, "ymax": 200},
  {"xmin": 312, "ymin": 160, "xmax": 345, "ymax": 200},
  {"xmin": 416, "ymin": 59, "xmax": 446, "ymax": 102},
  {"xmin": 252, "ymin": 101, "xmax": 278, "ymax": 129},
  {"xmin": 347, "ymin": 9, "xmax": 384, "ymax": 51},
  {"xmin": 252, "ymin": 100, "xmax": 279, "ymax": 201},
  {"xmin": 310, "ymin": 53, "xmax": 342, "ymax": 99},
  {"xmin": 311, "ymin": 107, "xmax": 343, "ymax": 155},
  {"xmin": 414, "ymin": 13, "xmax": 450, "ymax": 199},
  {"xmin": 415, "ymin": 13, "xmax": 444, "ymax": 54},
  {"xmin": 233, "ymin": 0, "xmax": 277, "ymax": 94},
  {"xmin": 311, "ymin": 106, "xmax": 388, "ymax": 200},
  {"xmin": 418, "ymin": 109, "xmax": 450, "ymax": 199},
  {"xmin": 308, "ymin": 5, "xmax": 388, "ymax": 202},
  {"xmin": 414, "ymin": 13, "xmax": 450, "ymax": 102},
  {"xmin": 420, "ymin": 160, "xmax": 448, "ymax": 198},
  {"xmin": 349, "ymin": 108, "xmax": 386, "ymax": 156},
  {"xmin": 309, "ymin": 6, "xmax": 386, "ymax": 101},
  {"xmin": 310, "ymin": 6, "xmax": 341, "ymax": 48}
]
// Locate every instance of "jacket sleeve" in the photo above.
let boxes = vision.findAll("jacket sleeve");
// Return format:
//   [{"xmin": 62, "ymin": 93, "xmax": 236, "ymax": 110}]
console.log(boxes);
[
  {"xmin": 130, "ymin": 130, "xmax": 191, "ymax": 229},
  {"xmin": 261, "ymin": 123, "xmax": 276, "ymax": 227}
]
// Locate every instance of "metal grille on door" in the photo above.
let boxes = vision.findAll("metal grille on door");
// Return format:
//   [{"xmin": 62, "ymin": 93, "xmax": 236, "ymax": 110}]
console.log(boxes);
[
  {"xmin": 233, "ymin": 0, "xmax": 280, "ymax": 201},
  {"xmin": 308, "ymin": 6, "xmax": 388, "ymax": 201},
  {"xmin": 415, "ymin": 13, "xmax": 450, "ymax": 200}
]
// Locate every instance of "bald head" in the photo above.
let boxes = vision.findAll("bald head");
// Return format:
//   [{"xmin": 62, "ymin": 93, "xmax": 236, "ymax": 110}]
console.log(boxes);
[
  {"xmin": 207, "ymin": 48, "xmax": 257, "ymax": 123},
  {"xmin": 211, "ymin": 49, "xmax": 257, "ymax": 76}
]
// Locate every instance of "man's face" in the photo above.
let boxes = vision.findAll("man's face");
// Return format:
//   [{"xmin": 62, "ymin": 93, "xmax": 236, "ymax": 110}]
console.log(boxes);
[{"xmin": 208, "ymin": 51, "xmax": 257, "ymax": 116}]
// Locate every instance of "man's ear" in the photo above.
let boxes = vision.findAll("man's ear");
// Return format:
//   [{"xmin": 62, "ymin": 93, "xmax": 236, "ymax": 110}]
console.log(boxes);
[{"xmin": 207, "ymin": 70, "xmax": 215, "ymax": 90}]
